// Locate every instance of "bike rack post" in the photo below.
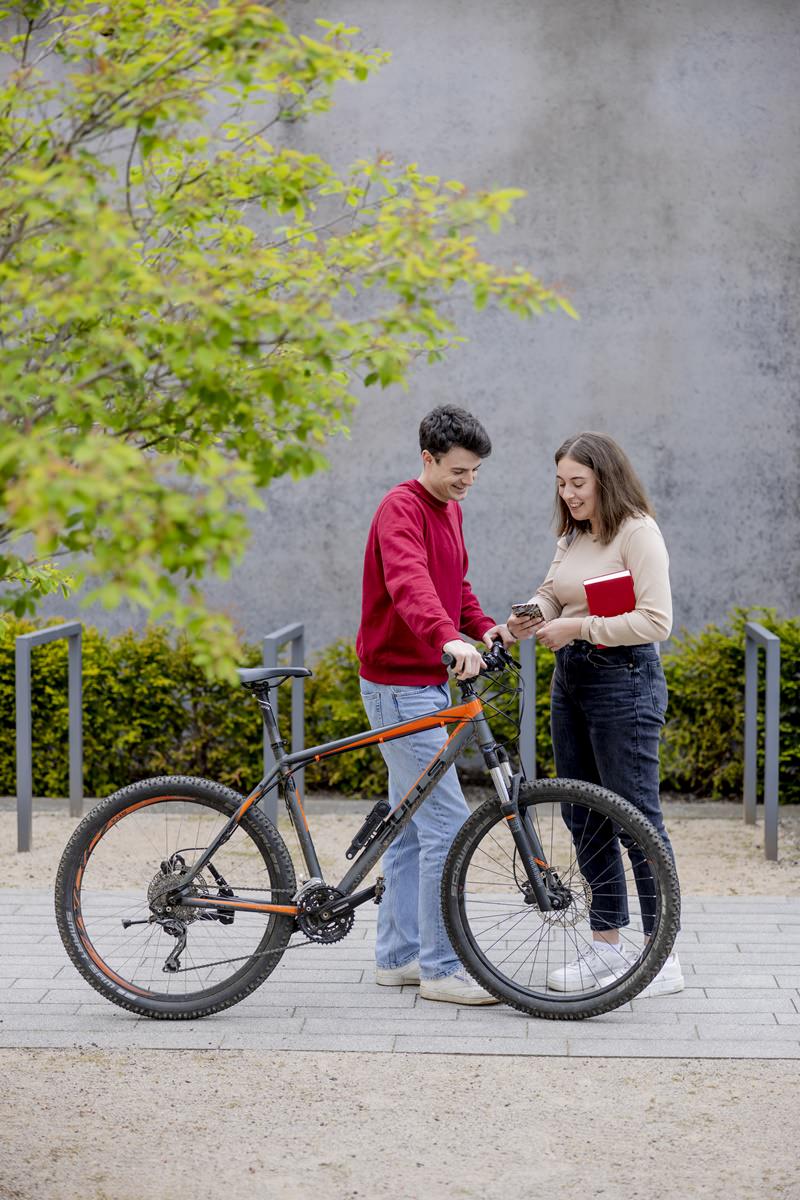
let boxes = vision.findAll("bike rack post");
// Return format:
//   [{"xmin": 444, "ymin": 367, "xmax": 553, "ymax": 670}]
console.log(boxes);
[
  {"xmin": 744, "ymin": 622, "xmax": 780, "ymax": 861},
  {"xmin": 15, "ymin": 622, "xmax": 83, "ymax": 853},
  {"xmin": 262, "ymin": 623, "xmax": 306, "ymax": 825},
  {"xmin": 518, "ymin": 638, "xmax": 537, "ymax": 780}
]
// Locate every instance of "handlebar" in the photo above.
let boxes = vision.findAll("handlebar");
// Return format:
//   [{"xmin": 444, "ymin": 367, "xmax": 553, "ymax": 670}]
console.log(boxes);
[{"xmin": 441, "ymin": 637, "xmax": 516, "ymax": 679}]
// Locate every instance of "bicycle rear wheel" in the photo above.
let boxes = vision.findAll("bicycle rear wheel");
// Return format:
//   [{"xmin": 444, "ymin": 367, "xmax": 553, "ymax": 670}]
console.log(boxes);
[
  {"xmin": 55, "ymin": 776, "xmax": 296, "ymax": 1019},
  {"xmin": 442, "ymin": 778, "xmax": 680, "ymax": 1019}
]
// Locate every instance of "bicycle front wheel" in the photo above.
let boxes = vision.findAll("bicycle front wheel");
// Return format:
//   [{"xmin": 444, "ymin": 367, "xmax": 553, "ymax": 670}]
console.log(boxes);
[
  {"xmin": 55, "ymin": 776, "xmax": 297, "ymax": 1019},
  {"xmin": 443, "ymin": 778, "xmax": 680, "ymax": 1019}
]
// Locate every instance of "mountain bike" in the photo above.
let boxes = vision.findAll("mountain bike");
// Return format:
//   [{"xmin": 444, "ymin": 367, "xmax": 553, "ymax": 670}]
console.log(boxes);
[{"xmin": 55, "ymin": 641, "xmax": 680, "ymax": 1021}]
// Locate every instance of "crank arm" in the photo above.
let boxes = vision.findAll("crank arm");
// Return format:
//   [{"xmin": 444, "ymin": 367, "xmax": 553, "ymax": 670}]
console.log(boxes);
[{"xmin": 326, "ymin": 883, "xmax": 379, "ymax": 916}]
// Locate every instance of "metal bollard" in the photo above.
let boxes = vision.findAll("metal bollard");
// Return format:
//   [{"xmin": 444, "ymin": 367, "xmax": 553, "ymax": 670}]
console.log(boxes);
[
  {"xmin": 743, "ymin": 622, "xmax": 780, "ymax": 861},
  {"xmin": 518, "ymin": 638, "xmax": 537, "ymax": 781},
  {"xmin": 15, "ymin": 623, "xmax": 83, "ymax": 852},
  {"xmin": 261, "ymin": 623, "xmax": 306, "ymax": 825}
]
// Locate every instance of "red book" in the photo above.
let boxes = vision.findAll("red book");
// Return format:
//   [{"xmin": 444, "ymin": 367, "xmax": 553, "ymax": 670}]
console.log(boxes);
[{"xmin": 583, "ymin": 570, "xmax": 636, "ymax": 648}]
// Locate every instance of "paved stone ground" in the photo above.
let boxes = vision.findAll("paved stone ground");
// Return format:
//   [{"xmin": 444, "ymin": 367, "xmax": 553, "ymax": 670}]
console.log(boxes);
[{"xmin": 1, "ymin": 890, "xmax": 799, "ymax": 1058}]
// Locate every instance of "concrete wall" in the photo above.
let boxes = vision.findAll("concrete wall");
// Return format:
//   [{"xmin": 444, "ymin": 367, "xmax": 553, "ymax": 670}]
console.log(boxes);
[{"xmin": 45, "ymin": 0, "xmax": 800, "ymax": 653}]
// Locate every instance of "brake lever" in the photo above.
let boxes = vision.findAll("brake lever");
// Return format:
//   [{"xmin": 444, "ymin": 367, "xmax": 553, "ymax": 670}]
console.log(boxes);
[{"xmin": 482, "ymin": 637, "xmax": 515, "ymax": 671}]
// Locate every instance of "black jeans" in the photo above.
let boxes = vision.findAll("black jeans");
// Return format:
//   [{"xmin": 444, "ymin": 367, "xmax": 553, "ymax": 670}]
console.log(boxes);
[{"xmin": 550, "ymin": 641, "xmax": 677, "ymax": 935}]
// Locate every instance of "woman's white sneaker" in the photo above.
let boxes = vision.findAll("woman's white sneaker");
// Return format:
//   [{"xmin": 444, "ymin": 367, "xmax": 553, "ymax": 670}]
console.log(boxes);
[
  {"xmin": 546, "ymin": 943, "xmax": 637, "ymax": 992},
  {"xmin": 637, "ymin": 953, "xmax": 684, "ymax": 998},
  {"xmin": 419, "ymin": 971, "xmax": 501, "ymax": 1005}
]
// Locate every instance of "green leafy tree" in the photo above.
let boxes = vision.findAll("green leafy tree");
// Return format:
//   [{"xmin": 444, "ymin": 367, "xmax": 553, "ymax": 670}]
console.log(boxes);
[{"xmin": 0, "ymin": 1, "xmax": 575, "ymax": 677}]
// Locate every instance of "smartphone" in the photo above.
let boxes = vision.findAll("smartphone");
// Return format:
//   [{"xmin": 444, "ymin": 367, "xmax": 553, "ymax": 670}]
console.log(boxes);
[{"xmin": 510, "ymin": 602, "xmax": 544, "ymax": 620}]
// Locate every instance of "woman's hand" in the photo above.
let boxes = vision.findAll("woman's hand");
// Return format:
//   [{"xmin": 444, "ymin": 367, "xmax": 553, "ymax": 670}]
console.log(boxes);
[
  {"xmin": 506, "ymin": 612, "xmax": 544, "ymax": 641},
  {"xmin": 534, "ymin": 617, "xmax": 584, "ymax": 651},
  {"xmin": 482, "ymin": 623, "xmax": 516, "ymax": 650}
]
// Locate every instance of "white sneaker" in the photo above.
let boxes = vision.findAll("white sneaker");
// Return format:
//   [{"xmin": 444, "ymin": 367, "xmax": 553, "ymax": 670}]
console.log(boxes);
[
  {"xmin": 375, "ymin": 959, "xmax": 421, "ymax": 987},
  {"xmin": 419, "ymin": 971, "xmax": 501, "ymax": 1006},
  {"xmin": 546, "ymin": 942, "xmax": 637, "ymax": 992},
  {"xmin": 637, "ymin": 953, "xmax": 684, "ymax": 998}
]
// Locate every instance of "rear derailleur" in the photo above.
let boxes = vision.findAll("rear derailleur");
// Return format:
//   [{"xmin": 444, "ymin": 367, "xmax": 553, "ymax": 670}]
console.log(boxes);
[{"xmin": 158, "ymin": 917, "xmax": 187, "ymax": 973}]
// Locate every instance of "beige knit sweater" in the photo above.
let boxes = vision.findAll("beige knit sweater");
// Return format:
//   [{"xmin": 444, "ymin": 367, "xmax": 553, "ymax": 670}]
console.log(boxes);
[{"xmin": 531, "ymin": 514, "xmax": 673, "ymax": 647}]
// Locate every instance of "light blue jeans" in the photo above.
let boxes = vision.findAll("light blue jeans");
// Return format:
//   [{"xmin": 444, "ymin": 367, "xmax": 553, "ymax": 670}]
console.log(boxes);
[{"xmin": 359, "ymin": 679, "xmax": 470, "ymax": 981}]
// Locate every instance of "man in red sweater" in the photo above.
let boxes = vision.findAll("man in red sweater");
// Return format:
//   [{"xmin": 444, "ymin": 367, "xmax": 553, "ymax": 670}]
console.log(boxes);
[{"xmin": 357, "ymin": 405, "xmax": 513, "ymax": 1004}]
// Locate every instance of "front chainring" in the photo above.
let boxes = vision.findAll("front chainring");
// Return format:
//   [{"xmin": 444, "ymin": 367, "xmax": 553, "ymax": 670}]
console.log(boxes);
[{"xmin": 296, "ymin": 885, "xmax": 354, "ymax": 944}]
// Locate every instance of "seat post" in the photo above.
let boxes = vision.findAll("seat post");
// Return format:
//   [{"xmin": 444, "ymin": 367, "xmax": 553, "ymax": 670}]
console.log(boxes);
[{"xmin": 254, "ymin": 685, "xmax": 287, "ymax": 764}]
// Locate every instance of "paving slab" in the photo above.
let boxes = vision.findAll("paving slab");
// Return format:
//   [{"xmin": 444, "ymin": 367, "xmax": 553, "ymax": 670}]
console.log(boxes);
[
  {"xmin": 567, "ymin": 1040, "xmax": 799, "ymax": 1059},
  {"xmin": 2, "ymin": 889, "xmax": 799, "ymax": 1058}
]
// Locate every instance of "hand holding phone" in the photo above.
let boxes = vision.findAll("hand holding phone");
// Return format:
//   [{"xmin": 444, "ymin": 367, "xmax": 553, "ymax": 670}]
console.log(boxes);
[{"xmin": 510, "ymin": 602, "xmax": 544, "ymax": 621}]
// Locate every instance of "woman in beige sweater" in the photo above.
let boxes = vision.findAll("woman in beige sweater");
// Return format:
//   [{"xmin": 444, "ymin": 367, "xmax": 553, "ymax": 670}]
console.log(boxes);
[{"xmin": 508, "ymin": 432, "xmax": 683, "ymax": 998}]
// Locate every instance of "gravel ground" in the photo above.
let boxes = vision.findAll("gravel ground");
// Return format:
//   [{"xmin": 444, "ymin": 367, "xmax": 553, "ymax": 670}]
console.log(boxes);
[
  {"xmin": 3, "ymin": 794, "xmax": 799, "ymax": 895},
  {"xmin": 1, "ymin": 1050, "xmax": 797, "ymax": 1200}
]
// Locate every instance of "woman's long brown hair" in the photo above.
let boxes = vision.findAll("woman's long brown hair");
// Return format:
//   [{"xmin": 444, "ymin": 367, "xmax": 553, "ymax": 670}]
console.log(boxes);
[{"xmin": 554, "ymin": 432, "xmax": 655, "ymax": 545}]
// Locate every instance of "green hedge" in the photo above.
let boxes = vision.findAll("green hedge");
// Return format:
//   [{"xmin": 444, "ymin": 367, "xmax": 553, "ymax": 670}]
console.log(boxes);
[
  {"xmin": 660, "ymin": 608, "xmax": 799, "ymax": 802},
  {"xmin": 0, "ymin": 621, "xmax": 265, "ymax": 797},
  {"xmin": 0, "ymin": 620, "xmax": 389, "ymax": 798},
  {"xmin": 0, "ymin": 608, "xmax": 797, "ymax": 801}
]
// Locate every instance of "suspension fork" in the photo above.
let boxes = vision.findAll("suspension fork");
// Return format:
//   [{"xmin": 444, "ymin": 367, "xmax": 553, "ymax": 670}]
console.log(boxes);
[
  {"xmin": 496, "ymin": 746, "xmax": 550, "ymax": 872},
  {"xmin": 475, "ymin": 717, "xmax": 552, "ymax": 911}
]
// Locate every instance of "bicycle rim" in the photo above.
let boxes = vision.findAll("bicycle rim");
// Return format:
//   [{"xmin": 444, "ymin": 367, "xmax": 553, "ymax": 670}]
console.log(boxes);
[
  {"xmin": 444, "ymin": 779, "xmax": 680, "ymax": 1019},
  {"xmin": 55, "ymin": 777, "xmax": 296, "ymax": 1018}
]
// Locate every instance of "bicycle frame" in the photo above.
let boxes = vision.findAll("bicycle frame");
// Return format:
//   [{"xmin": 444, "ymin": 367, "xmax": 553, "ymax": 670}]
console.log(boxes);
[{"xmin": 176, "ymin": 674, "xmax": 554, "ymax": 921}]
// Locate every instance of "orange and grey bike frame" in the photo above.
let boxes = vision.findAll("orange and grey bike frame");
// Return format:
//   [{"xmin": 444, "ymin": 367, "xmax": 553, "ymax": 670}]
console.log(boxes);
[{"xmin": 176, "ymin": 669, "xmax": 554, "ymax": 920}]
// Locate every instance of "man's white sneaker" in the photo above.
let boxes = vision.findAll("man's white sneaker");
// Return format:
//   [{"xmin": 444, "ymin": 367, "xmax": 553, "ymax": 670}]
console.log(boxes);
[
  {"xmin": 375, "ymin": 959, "xmax": 421, "ymax": 986},
  {"xmin": 419, "ymin": 971, "xmax": 501, "ymax": 1005},
  {"xmin": 637, "ymin": 953, "xmax": 684, "ymax": 998},
  {"xmin": 546, "ymin": 942, "xmax": 637, "ymax": 992}
]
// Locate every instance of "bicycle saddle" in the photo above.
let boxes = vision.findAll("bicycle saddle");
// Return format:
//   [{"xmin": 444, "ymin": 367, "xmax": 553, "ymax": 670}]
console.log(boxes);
[{"xmin": 237, "ymin": 666, "xmax": 312, "ymax": 687}]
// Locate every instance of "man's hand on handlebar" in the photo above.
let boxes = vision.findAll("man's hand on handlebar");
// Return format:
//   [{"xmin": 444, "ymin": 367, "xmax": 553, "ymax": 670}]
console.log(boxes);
[
  {"xmin": 442, "ymin": 639, "xmax": 486, "ymax": 680},
  {"xmin": 442, "ymin": 636, "xmax": 515, "ymax": 680}
]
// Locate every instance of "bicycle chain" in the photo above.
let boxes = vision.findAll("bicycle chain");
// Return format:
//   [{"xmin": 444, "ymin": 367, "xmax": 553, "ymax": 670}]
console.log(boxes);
[
  {"xmin": 168, "ymin": 931, "xmax": 318, "ymax": 975},
  {"xmin": 167, "ymin": 885, "xmax": 340, "ymax": 975},
  {"xmin": 166, "ymin": 880, "xmax": 381, "ymax": 974}
]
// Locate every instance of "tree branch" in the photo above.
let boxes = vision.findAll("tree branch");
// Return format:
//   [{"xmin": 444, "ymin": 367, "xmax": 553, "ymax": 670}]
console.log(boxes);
[{"xmin": 124, "ymin": 122, "xmax": 142, "ymax": 232}]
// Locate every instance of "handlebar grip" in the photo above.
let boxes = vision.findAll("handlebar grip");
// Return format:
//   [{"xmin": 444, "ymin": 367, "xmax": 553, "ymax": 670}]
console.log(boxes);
[
  {"xmin": 443, "ymin": 639, "xmax": 511, "ymax": 675},
  {"xmin": 443, "ymin": 639, "xmax": 505, "ymax": 670}
]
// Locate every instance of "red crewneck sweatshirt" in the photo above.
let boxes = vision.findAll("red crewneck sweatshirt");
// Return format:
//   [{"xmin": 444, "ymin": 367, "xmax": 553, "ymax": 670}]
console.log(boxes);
[{"xmin": 356, "ymin": 479, "xmax": 495, "ymax": 685}]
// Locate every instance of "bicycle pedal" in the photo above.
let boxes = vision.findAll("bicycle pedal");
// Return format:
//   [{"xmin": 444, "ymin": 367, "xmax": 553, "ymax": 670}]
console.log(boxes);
[{"xmin": 373, "ymin": 875, "xmax": 385, "ymax": 904}]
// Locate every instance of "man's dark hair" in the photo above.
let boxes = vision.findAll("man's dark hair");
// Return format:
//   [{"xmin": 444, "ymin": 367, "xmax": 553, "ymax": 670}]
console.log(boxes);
[{"xmin": 418, "ymin": 405, "xmax": 492, "ymax": 460}]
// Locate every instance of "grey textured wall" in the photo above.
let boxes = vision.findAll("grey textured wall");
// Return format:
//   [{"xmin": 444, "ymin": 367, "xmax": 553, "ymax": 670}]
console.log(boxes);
[{"xmin": 46, "ymin": 1, "xmax": 800, "ymax": 653}]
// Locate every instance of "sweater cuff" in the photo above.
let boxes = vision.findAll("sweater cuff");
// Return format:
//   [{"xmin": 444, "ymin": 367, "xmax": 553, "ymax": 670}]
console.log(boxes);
[
  {"xmin": 580, "ymin": 616, "xmax": 595, "ymax": 643},
  {"xmin": 434, "ymin": 621, "xmax": 461, "ymax": 652}
]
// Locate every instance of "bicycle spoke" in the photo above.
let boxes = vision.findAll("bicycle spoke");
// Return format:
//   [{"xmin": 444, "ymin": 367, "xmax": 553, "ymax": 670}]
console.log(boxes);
[{"xmin": 58, "ymin": 784, "xmax": 296, "ymax": 1013}]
